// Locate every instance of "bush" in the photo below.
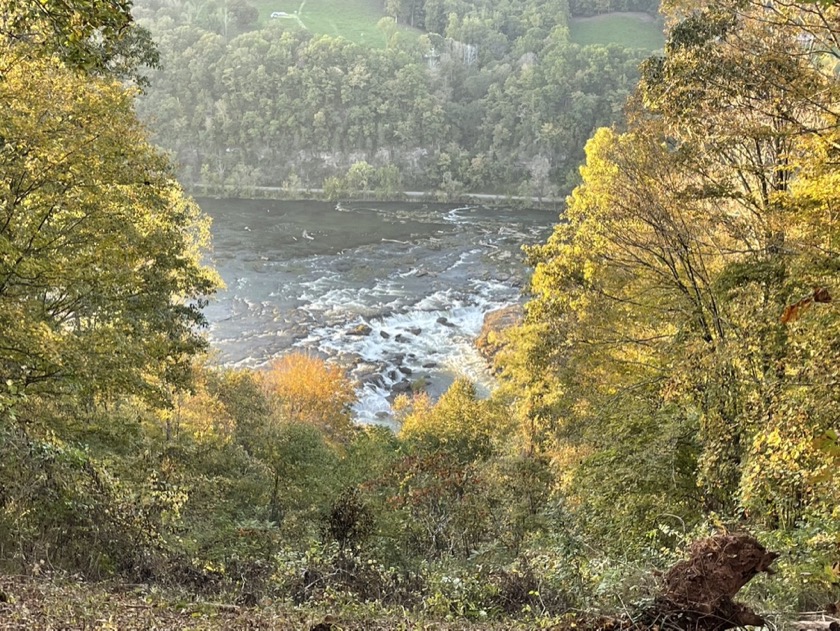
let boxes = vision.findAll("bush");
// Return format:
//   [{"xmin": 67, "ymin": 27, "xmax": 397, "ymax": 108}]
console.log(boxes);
[
  {"xmin": 261, "ymin": 353, "xmax": 356, "ymax": 444},
  {"xmin": 0, "ymin": 424, "xmax": 182, "ymax": 579}
]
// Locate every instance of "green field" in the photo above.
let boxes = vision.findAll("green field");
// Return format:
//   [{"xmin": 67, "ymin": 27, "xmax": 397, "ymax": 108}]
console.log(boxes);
[
  {"xmin": 252, "ymin": 0, "xmax": 416, "ymax": 46},
  {"xmin": 569, "ymin": 12, "xmax": 665, "ymax": 51}
]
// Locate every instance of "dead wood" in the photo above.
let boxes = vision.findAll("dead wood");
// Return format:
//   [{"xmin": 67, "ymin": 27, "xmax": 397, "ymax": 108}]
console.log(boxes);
[{"xmin": 639, "ymin": 532, "xmax": 778, "ymax": 631}]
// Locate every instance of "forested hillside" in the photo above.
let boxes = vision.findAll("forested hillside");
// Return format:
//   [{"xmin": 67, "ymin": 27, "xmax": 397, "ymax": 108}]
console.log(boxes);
[
  {"xmin": 1, "ymin": 0, "xmax": 839, "ymax": 629},
  {"xmin": 132, "ymin": 0, "xmax": 658, "ymax": 197}
]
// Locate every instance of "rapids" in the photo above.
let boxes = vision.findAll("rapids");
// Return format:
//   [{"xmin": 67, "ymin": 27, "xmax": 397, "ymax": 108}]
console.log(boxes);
[{"xmin": 199, "ymin": 198, "xmax": 557, "ymax": 426}]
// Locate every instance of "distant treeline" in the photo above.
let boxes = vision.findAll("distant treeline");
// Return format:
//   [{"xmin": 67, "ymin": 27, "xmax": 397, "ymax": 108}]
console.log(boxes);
[
  {"xmin": 385, "ymin": 0, "xmax": 660, "ymax": 29},
  {"xmin": 134, "ymin": 0, "xmax": 651, "ymax": 198}
]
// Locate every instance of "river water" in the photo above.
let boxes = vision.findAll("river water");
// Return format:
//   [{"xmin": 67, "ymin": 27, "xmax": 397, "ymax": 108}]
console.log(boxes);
[{"xmin": 199, "ymin": 198, "xmax": 558, "ymax": 426}]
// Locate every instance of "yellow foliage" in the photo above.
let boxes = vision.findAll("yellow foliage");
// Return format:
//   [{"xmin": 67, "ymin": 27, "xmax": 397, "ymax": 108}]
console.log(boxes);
[
  {"xmin": 174, "ymin": 383, "xmax": 235, "ymax": 445},
  {"xmin": 399, "ymin": 378, "xmax": 507, "ymax": 457},
  {"xmin": 549, "ymin": 443, "xmax": 594, "ymax": 494},
  {"xmin": 0, "ymin": 50, "xmax": 219, "ymax": 406},
  {"xmin": 392, "ymin": 392, "xmax": 433, "ymax": 424},
  {"xmin": 261, "ymin": 353, "xmax": 356, "ymax": 443}
]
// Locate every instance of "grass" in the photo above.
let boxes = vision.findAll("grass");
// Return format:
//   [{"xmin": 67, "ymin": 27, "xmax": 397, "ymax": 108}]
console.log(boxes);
[
  {"xmin": 569, "ymin": 12, "xmax": 665, "ymax": 51},
  {"xmin": 0, "ymin": 575, "xmax": 576, "ymax": 631},
  {"xmin": 250, "ymin": 2, "xmax": 661, "ymax": 51},
  {"xmin": 251, "ymin": 0, "xmax": 417, "ymax": 47}
]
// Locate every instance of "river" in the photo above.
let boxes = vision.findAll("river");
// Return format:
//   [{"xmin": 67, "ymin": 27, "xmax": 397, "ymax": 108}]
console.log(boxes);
[{"xmin": 199, "ymin": 198, "xmax": 558, "ymax": 426}]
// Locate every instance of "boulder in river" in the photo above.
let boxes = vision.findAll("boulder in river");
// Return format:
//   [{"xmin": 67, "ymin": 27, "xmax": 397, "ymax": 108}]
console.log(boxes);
[
  {"xmin": 387, "ymin": 379, "xmax": 413, "ymax": 402},
  {"xmin": 360, "ymin": 373, "xmax": 385, "ymax": 389},
  {"xmin": 347, "ymin": 323, "xmax": 372, "ymax": 336},
  {"xmin": 475, "ymin": 305, "xmax": 523, "ymax": 362}
]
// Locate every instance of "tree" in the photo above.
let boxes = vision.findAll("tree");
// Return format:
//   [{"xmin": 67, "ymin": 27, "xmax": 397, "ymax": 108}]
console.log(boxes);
[
  {"xmin": 508, "ymin": 0, "xmax": 840, "ymax": 541},
  {"xmin": 260, "ymin": 353, "xmax": 356, "ymax": 443},
  {"xmin": 345, "ymin": 160, "xmax": 376, "ymax": 195},
  {"xmin": 399, "ymin": 378, "xmax": 511, "ymax": 460},
  {"xmin": 1, "ymin": 0, "xmax": 158, "ymax": 84},
  {"xmin": 637, "ymin": 0, "xmax": 840, "ymax": 522},
  {"xmin": 228, "ymin": 0, "xmax": 259, "ymax": 32},
  {"xmin": 0, "ymin": 53, "xmax": 218, "ymax": 409}
]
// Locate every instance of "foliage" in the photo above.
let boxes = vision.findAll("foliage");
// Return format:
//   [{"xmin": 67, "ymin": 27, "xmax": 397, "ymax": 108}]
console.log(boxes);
[
  {"xmin": 399, "ymin": 378, "xmax": 512, "ymax": 460},
  {"xmin": 742, "ymin": 516, "xmax": 840, "ymax": 614},
  {"xmin": 0, "ymin": 421, "xmax": 182, "ymax": 578},
  {"xmin": 506, "ymin": 0, "xmax": 840, "ymax": 559},
  {"xmin": 0, "ymin": 0, "xmax": 159, "ymax": 82},
  {"xmin": 132, "ymin": 0, "xmax": 646, "ymax": 196},
  {"xmin": 260, "ymin": 353, "xmax": 356, "ymax": 443},
  {"xmin": 3, "ymin": 0, "xmax": 840, "ymax": 626},
  {"xmin": 0, "ymin": 54, "xmax": 218, "ymax": 408}
]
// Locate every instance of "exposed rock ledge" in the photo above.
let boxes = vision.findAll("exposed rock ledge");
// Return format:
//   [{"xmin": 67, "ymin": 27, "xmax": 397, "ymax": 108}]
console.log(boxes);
[{"xmin": 475, "ymin": 305, "xmax": 523, "ymax": 363}]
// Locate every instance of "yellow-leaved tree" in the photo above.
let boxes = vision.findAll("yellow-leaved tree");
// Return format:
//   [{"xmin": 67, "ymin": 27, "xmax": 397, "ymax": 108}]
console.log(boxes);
[
  {"xmin": 399, "ymin": 378, "xmax": 512, "ymax": 460},
  {"xmin": 0, "ymin": 53, "xmax": 219, "ymax": 409},
  {"xmin": 505, "ymin": 0, "xmax": 840, "ymax": 548},
  {"xmin": 260, "ymin": 353, "xmax": 356, "ymax": 443},
  {"xmin": 0, "ymin": 3, "xmax": 218, "ymax": 412}
]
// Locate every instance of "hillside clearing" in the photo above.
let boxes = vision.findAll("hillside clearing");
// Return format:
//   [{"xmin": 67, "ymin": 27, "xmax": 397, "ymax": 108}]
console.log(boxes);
[
  {"xmin": 569, "ymin": 12, "xmax": 664, "ymax": 50},
  {"xmin": 252, "ymin": 0, "xmax": 418, "ymax": 46}
]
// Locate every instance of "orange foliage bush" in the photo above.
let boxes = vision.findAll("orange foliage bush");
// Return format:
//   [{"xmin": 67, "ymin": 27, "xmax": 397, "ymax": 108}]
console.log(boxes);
[{"xmin": 261, "ymin": 353, "xmax": 356, "ymax": 442}]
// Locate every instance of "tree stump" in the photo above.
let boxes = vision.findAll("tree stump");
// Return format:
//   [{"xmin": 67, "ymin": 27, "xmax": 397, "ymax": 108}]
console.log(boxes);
[{"xmin": 644, "ymin": 532, "xmax": 778, "ymax": 631}]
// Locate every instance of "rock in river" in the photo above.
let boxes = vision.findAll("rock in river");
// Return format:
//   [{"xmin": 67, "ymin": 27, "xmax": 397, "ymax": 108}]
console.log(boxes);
[{"xmin": 476, "ymin": 305, "xmax": 523, "ymax": 361}]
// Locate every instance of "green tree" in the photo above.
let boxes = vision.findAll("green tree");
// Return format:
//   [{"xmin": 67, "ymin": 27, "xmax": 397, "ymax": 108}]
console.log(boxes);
[
  {"xmin": 345, "ymin": 160, "xmax": 376, "ymax": 195},
  {"xmin": 1, "ymin": 0, "xmax": 158, "ymax": 83},
  {"xmin": 0, "ymin": 53, "xmax": 218, "ymax": 408},
  {"xmin": 508, "ymin": 0, "xmax": 840, "ymax": 546}
]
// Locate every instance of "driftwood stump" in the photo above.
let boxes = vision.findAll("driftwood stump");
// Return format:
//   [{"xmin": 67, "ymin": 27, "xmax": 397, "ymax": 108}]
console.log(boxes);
[{"xmin": 644, "ymin": 532, "xmax": 778, "ymax": 631}]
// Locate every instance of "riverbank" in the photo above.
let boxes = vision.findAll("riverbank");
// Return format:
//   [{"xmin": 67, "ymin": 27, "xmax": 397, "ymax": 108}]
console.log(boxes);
[{"xmin": 188, "ymin": 184, "xmax": 565, "ymax": 211}]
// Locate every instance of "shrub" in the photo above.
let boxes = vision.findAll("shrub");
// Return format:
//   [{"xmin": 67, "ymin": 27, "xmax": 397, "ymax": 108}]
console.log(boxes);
[{"xmin": 261, "ymin": 353, "xmax": 355, "ymax": 444}]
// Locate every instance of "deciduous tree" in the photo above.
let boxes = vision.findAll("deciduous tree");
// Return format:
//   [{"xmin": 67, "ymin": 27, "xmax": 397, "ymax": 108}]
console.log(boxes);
[{"xmin": 0, "ymin": 53, "xmax": 218, "ymax": 408}]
